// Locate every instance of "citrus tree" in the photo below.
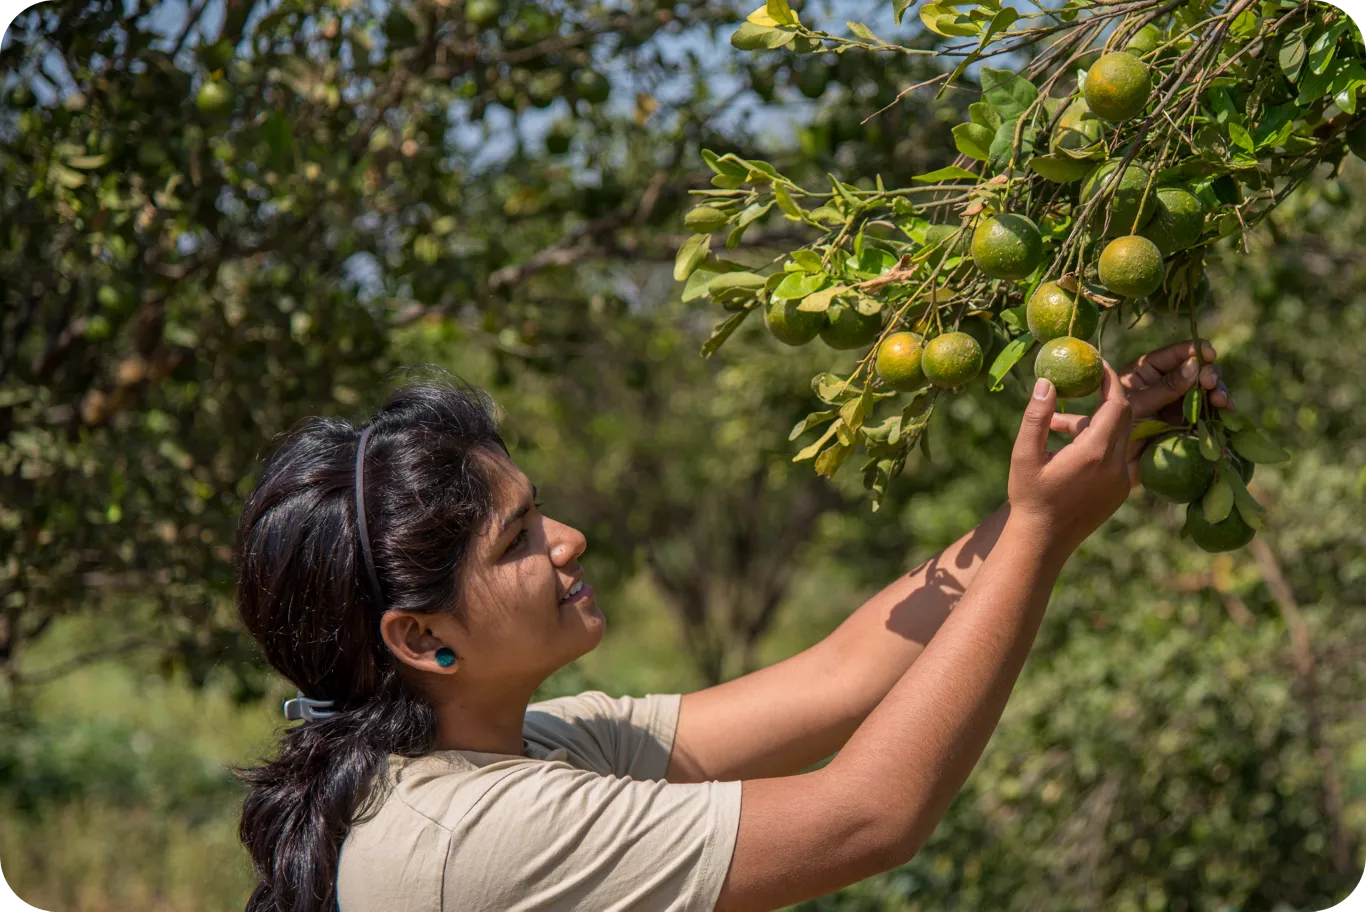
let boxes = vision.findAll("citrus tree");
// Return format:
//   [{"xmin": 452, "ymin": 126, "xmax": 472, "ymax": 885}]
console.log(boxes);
[{"xmin": 681, "ymin": 0, "xmax": 1364, "ymax": 552}]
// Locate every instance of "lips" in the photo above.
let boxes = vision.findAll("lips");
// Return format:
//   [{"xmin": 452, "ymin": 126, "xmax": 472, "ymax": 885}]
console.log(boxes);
[{"xmin": 560, "ymin": 579, "xmax": 593, "ymax": 604}]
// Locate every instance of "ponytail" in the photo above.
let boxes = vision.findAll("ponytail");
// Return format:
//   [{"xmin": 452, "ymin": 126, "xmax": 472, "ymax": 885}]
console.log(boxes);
[{"xmin": 232, "ymin": 377, "xmax": 505, "ymax": 912}]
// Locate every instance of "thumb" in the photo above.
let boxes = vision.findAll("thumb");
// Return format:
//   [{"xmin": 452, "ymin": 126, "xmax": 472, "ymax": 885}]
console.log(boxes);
[
  {"xmin": 1129, "ymin": 356, "xmax": 1198, "ymax": 418},
  {"xmin": 1012, "ymin": 377, "xmax": 1057, "ymax": 471}
]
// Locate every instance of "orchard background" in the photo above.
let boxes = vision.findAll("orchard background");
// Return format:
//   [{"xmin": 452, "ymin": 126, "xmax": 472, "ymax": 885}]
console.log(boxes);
[{"xmin": 2, "ymin": 0, "xmax": 1365, "ymax": 909}]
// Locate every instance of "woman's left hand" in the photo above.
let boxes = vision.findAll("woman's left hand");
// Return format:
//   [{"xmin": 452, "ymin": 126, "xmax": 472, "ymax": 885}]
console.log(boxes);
[{"xmin": 1048, "ymin": 339, "xmax": 1231, "ymax": 486}]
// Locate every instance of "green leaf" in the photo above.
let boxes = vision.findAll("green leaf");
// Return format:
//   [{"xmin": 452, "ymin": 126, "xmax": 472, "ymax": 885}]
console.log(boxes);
[
  {"xmin": 814, "ymin": 441, "xmax": 854, "ymax": 477},
  {"xmin": 682, "ymin": 266, "xmax": 721, "ymax": 302},
  {"xmin": 48, "ymin": 163, "xmax": 86, "ymax": 188},
  {"xmin": 700, "ymin": 308, "xmax": 750, "ymax": 358},
  {"xmin": 987, "ymin": 334, "xmax": 1034, "ymax": 391},
  {"xmin": 913, "ymin": 165, "xmax": 979, "ymax": 183},
  {"xmin": 1197, "ymin": 420, "xmax": 1220, "ymax": 460},
  {"xmin": 980, "ymin": 67, "xmax": 1039, "ymax": 120},
  {"xmin": 794, "ymin": 420, "xmax": 841, "ymax": 461},
  {"xmin": 773, "ymin": 185, "xmax": 804, "ymax": 218},
  {"xmin": 774, "ymin": 271, "xmax": 827, "ymax": 300},
  {"xmin": 1308, "ymin": 21, "xmax": 1347, "ymax": 76},
  {"xmin": 1183, "ymin": 388, "xmax": 1202, "ymax": 425},
  {"xmin": 1230, "ymin": 429, "xmax": 1291, "ymax": 464},
  {"xmin": 731, "ymin": 21, "xmax": 796, "ymax": 51},
  {"xmin": 674, "ymin": 233, "xmax": 712, "ymax": 282},
  {"xmin": 830, "ymin": 174, "xmax": 862, "ymax": 210},
  {"xmin": 1279, "ymin": 33, "xmax": 1307, "ymax": 81},
  {"xmin": 953, "ymin": 122, "xmax": 995, "ymax": 161},
  {"xmin": 766, "ymin": 0, "xmax": 798, "ymax": 26},
  {"xmin": 969, "ymin": 102, "xmax": 1002, "ymax": 131},
  {"xmin": 65, "ymin": 154, "xmax": 109, "ymax": 170},
  {"xmin": 847, "ymin": 21, "xmax": 882, "ymax": 43},
  {"xmin": 791, "ymin": 249, "xmax": 825, "ymax": 272},
  {"xmin": 920, "ymin": 3, "xmax": 980, "ymax": 38},
  {"xmin": 1029, "ymin": 152, "xmax": 1091, "ymax": 183},
  {"xmin": 707, "ymin": 271, "xmax": 767, "ymax": 302},
  {"xmin": 893, "ymin": 0, "xmax": 915, "ymax": 26},
  {"xmin": 1129, "ymin": 419, "xmax": 1175, "ymax": 442},
  {"xmin": 790, "ymin": 409, "xmax": 838, "ymax": 441},
  {"xmin": 813, "ymin": 371, "xmax": 858, "ymax": 403},
  {"xmin": 1202, "ymin": 475, "xmax": 1234, "ymax": 524},
  {"xmin": 1226, "ymin": 470, "xmax": 1268, "ymax": 530},
  {"xmin": 797, "ymin": 284, "xmax": 848, "ymax": 313},
  {"xmin": 988, "ymin": 117, "xmax": 1029, "ymax": 172}
]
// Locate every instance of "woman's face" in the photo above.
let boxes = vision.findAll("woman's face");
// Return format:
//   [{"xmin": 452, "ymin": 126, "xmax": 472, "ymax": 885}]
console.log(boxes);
[{"xmin": 446, "ymin": 450, "xmax": 605, "ymax": 690}]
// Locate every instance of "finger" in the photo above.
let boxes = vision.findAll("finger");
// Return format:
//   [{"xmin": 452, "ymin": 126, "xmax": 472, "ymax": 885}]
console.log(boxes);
[
  {"xmin": 1212, "ymin": 382, "xmax": 1234, "ymax": 410},
  {"xmin": 1119, "ymin": 339, "xmax": 1217, "ymax": 388},
  {"xmin": 1127, "ymin": 456, "xmax": 1142, "ymax": 489},
  {"xmin": 1050, "ymin": 413, "xmax": 1091, "ymax": 435},
  {"xmin": 1013, "ymin": 377, "xmax": 1059, "ymax": 472},
  {"xmin": 1198, "ymin": 363, "xmax": 1219, "ymax": 390},
  {"xmin": 1086, "ymin": 360, "xmax": 1134, "ymax": 449},
  {"xmin": 1127, "ymin": 355, "xmax": 1199, "ymax": 419}
]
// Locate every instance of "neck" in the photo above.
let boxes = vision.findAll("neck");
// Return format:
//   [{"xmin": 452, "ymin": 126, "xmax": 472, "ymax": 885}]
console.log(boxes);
[{"xmin": 429, "ymin": 678, "xmax": 539, "ymax": 756}]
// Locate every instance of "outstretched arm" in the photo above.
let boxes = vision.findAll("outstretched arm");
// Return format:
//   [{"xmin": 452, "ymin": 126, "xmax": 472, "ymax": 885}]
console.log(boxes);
[{"xmin": 667, "ymin": 340, "xmax": 1225, "ymax": 784}]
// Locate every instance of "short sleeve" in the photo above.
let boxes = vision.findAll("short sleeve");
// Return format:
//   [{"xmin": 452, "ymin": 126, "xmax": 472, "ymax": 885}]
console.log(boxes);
[
  {"xmin": 524, "ymin": 690, "xmax": 681, "ymax": 779},
  {"xmin": 442, "ymin": 762, "xmax": 742, "ymax": 912}
]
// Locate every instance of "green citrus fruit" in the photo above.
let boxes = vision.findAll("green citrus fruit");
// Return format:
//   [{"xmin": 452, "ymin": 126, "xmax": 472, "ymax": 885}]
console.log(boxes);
[
  {"xmin": 466, "ymin": 0, "xmax": 501, "ymax": 27},
  {"xmin": 1027, "ymin": 281, "xmax": 1099, "ymax": 342},
  {"xmin": 1099, "ymin": 235, "xmax": 1165, "ymax": 298},
  {"xmin": 545, "ymin": 119, "xmax": 574, "ymax": 155},
  {"xmin": 1125, "ymin": 23, "xmax": 1162, "ymax": 56},
  {"xmin": 1034, "ymin": 336, "xmax": 1102, "ymax": 399},
  {"xmin": 922, "ymin": 332, "xmax": 984, "ymax": 389},
  {"xmin": 195, "ymin": 79, "xmax": 235, "ymax": 118},
  {"xmin": 1080, "ymin": 159, "xmax": 1157, "ymax": 236},
  {"xmin": 197, "ymin": 39, "xmax": 235, "ymax": 72},
  {"xmin": 1140, "ymin": 435, "xmax": 1214, "ymax": 502},
  {"xmin": 573, "ymin": 69, "xmax": 610, "ymax": 104},
  {"xmin": 1346, "ymin": 122, "xmax": 1366, "ymax": 160},
  {"xmin": 820, "ymin": 301, "xmax": 883, "ymax": 350},
  {"xmin": 971, "ymin": 214, "xmax": 1043, "ymax": 280},
  {"xmin": 797, "ymin": 63, "xmax": 830, "ymax": 99},
  {"xmin": 1186, "ymin": 500, "xmax": 1256, "ymax": 552},
  {"xmin": 875, "ymin": 332, "xmax": 928, "ymax": 392},
  {"xmin": 959, "ymin": 316, "xmax": 1000, "ymax": 362},
  {"xmin": 528, "ymin": 71, "xmax": 565, "ymax": 108},
  {"xmin": 765, "ymin": 297, "xmax": 826, "ymax": 346},
  {"xmin": 1084, "ymin": 52, "xmax": 1151, "ymax": 122},
  {"xmin": 1139, "ymin": 187, "xmax": 1204, "ymax": 256},
  {"xmin": 1050, "ymin": 98, "xmax": 1103, "ymax": 154}
]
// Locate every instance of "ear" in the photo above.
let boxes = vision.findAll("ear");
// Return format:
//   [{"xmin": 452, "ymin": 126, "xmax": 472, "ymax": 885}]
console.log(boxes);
[{"xmin": 379, "ymin": 611, "xmax": 461, "ymax": 673}]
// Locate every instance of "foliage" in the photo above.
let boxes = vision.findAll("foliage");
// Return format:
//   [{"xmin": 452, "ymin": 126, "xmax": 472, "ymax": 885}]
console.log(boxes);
[{"xmin": 687, "ymin": 0, "xmax": 1363, "ymax": 521}]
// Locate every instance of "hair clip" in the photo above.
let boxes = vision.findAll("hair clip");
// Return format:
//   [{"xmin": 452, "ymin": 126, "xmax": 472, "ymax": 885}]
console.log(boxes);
[{"xmin": 283, "ymin": 691, "xmax": 338, "ymax": 722}]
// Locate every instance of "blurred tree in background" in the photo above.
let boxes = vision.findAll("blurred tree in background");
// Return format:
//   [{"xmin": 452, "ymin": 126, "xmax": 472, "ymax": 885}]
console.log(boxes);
[{"xmin": 1, "ymin": 0, "xmax": 1363, "ymax": 910}]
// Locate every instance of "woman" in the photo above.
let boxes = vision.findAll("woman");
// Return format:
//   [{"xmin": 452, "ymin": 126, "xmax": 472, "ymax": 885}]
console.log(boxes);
[{"xmin": 235, "ymin": 342, "xmax": 1228, "ymax": 912}]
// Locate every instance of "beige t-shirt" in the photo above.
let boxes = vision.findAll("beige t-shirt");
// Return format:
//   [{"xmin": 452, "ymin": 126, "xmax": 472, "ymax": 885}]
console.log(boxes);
[{"xmin": 336, "ymin": 691, "xmax": 743, "ymax": 912}]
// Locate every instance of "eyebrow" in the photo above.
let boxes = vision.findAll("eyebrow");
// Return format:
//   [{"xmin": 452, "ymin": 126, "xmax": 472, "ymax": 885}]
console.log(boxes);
[{"xmin": 496, "ymin": 482, "xmax": 539, "ymax": 540}]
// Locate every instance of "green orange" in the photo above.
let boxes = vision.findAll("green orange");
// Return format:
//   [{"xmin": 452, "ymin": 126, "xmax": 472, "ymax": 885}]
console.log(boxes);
[
  {"xmin": 1084, "ymin": 52, "xmax": 1151, "ymax": 122},
  {"xmin": 971, "ymin": 214, "xmax": 1043, "ymax": 280},
  {"xmin": 922, "ymin": 332, "xmax": 984, "ymax": 388},
  {"xmin": 820, "ymin": 300, "xmax": 883, "ymax": 350},
  {"xmin": 1139, "ymin": 187, "xmax": 1204, "ymax": 256},
  {"xmin": 875, "ymin": 332, "xmax": 928, "ymax": 392},
  {"xmin": 1140, "ymin": 435, "xmax": 1214, "ymax": 502},
  {"xmin": 1186, "ymin": 500, "xmax": 1257, "ymax": 552},
  {"xmin": 1027, "ymin": 281, "xmax": 1098, "ymax": 342},
  {"xmin": 1099, "ymin": 235, "xmax": 1165, "ymax": 298},
  {"xmin": 765, "ymin": 297, "xmax": 825, "ymax": 346},
  {"xmin": 1080, "ymin": 160, "xmax": 1157, "ymax": 236},
  {"xmin": 1034, "ymin": 336, "xmax": 1102, "ymax": 399},
  {"xmin": 1050, "ymin": 98, "xmax": 1103, "ymax": 155}
]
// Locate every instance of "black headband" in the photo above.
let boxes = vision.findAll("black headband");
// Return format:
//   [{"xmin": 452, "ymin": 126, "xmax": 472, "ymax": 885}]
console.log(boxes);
[{"xmin": 354, "ymin": 425, "xmax": 385, "ymax": 612}]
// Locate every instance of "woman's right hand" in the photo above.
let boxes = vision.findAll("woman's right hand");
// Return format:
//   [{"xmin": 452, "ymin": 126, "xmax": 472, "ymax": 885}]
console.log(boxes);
[{"xmin": 1008, "ymin": 364, "xmax": 1133, "ymax": 555}]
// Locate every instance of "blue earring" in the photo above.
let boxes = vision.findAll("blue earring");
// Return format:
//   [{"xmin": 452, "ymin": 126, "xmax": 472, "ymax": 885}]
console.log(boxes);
[{"xmin": 434, "ymin": 647, "xmax": 457, "ymax": 668}]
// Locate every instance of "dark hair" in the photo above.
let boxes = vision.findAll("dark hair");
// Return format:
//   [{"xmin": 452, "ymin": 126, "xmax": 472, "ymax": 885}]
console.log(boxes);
[{"xmin": 232, "ymin": 377, "xmax": 508, "ymax": 912}]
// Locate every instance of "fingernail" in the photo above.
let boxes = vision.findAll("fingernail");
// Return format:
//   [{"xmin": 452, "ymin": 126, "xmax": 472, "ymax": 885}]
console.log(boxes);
[
  {"xmin": 1033, "ymin": 378, "xmax": 1052, "ymax": 399},
  {"xmin": 1182, "ymin": 358, "xmax": 1198, "ymax": 379}
]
